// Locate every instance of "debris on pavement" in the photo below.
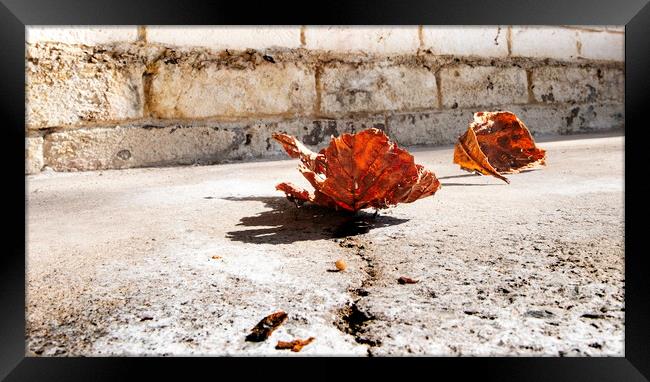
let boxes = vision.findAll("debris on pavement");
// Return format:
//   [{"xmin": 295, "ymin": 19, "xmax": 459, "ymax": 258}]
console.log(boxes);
[
  {"xmin": 245, "ymin": 311, "xmax": 288, "ymax": 342},
  {"xmin": 275, "ymin": 337, "xmax": 315, "ymax": 352},
  {"xmin": 398, "ymin": 276, "xmax": 419, "ymax": 285}
]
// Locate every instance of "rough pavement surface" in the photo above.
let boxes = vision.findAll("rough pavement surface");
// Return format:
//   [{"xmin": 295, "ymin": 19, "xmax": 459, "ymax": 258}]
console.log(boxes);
[{"xmin": 26, "ymin": 133, "xmax": 624, "ymax": 356}]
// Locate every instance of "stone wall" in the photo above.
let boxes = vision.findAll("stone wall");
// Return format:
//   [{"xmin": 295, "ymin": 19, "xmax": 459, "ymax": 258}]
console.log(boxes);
[{"xmin": 25, "ymin": 26, "xmax": 624, "ymax": 174}]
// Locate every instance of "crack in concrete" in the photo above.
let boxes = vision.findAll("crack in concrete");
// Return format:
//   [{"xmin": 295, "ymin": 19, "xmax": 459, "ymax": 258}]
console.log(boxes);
[{"xmin": 333, "ymin": 235, "xmax": 382, "ymax": 356}]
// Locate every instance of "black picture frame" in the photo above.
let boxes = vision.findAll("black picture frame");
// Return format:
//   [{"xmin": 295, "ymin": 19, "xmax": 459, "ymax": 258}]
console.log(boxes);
[{"xmin": 2, "ymin": 0, "xmax": 648, "ymax": 380}]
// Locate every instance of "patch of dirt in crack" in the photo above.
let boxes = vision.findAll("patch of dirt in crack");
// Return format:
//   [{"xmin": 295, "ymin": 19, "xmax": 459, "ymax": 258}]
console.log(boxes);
[{"xmin": 332, "ymin": 235, "xmax": 382, "ymax": 356}]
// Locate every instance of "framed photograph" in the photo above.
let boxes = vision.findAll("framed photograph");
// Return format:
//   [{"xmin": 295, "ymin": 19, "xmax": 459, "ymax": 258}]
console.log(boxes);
[{"xmin": 3, "ymin": 0, "xmax": 648, "ymax": 379}]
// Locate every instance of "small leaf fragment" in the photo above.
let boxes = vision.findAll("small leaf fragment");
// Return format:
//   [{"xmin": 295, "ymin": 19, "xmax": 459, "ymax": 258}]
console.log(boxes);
[
  {"xmin": 245, "ymin": 311, "xmax": 288, "ymax": 342},
  {"xmin": 453, "ymin": 111, "xmax": 546, "ymax": 183},
  {"xmin": 275, "ymin": 337, "xmax": 315, "ymax": 352},
  {"xmin": 398, "ymin": 276, "xmax": 419, "ymax": 284}
]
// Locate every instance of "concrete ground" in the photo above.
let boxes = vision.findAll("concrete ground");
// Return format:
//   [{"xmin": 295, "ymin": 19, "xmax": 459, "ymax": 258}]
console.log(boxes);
[{"xmin": 26, "ymin": 132, "xmax": 624, "ymax": 356}]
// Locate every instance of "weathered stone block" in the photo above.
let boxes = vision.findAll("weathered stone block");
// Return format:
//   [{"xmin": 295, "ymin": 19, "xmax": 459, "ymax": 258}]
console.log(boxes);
[
  {"xmin": 26, "ymin": 45, "xmax": 145, "ymax": 129},
  {"xmin": 578, "ymin": 31, "xmax": 624, "ymax": 61},
  {"xmin": 566, "ymin": 103, "xmax": 624, "ymax": 132},
  {"xmin": 43, "ymin": 125, "xmax": 244, "ymax": 171},
  {"xmin": 26, "ymin": 137, "xmax": 44, "ymax": 174},
  {"xmin": 531, "ymin": 67, "xmax": 623, "ymax": 104},
  {"xmin": 509, "ymin": 102, "xmax": 624, "ymax": 135},
  {"xmin": 38, "ymin": 101, "xmax": 624, "ymax": 173},
  {"xmin": 276, "ymin": 117, "xmax": 387, "ymax": 150},
  {"xmin": 320, "ymin": 64, "xmax": 437, "ymax": 115},
  {"xmin": 388, "ymin": 102, "xmax": 624, "ymax": 148},
  {"xmin": 146, "ymin": 26, "xmax": 302, "ymax": 50},
  {"xmin": 422, "ymin": 26, "xmax": 508, "ymax": 57},
  {"xmin": 304, "ymin": 26, "xmax": 420, "ymax": 54},
  {"xmin": 511, "ymin": 27, "xmax": 579, "ymax": 61},
  {"xmin": 387, "ymin": 110, "xmax": 473, "ymax": 147},
  {"xmin": 149, "ymin": 61, "xmax": 316, "ymax": 119},
  {"xmin": 439, "ymin": 65, "xmax": 528, "ymax": 108},
  {"xmin": 41, "ymin": 117, "xmax": 391, "ymax": 171},
  {"xmin": 26, "ymin": 26, "xmax": 139, "ymax": 45}
]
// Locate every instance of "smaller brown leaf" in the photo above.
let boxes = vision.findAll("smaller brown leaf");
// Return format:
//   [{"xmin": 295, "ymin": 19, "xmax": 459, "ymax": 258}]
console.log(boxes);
[
  {"xmin": 275, "ymin": 337, "xmax": 315, "ymax": 352},
  {"xmin": 453, "ymin": 111, "xmax": 546, "ymax": 183},
  {"xmin": 398, "ymin": 276, "xmax": 419, "ymax": 284},
  {"xmin": 245, "ymin": 311, "xmax": 288, "ymax": 342}
]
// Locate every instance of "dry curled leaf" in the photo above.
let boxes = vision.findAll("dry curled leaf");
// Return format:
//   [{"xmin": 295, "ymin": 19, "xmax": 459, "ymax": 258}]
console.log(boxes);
[
  {"xmin": 398, "ymin": 276, "xmax": 419, "ymax": 284},
  {"xmin": 245, "ymin": 311, "xmax": 288, "ymax": 342},
  {"xmin": 273, "ymin": 128, "xmax": 440, "ymax": 212},
  {"xmin": 275, "ymin": 337, "xmax": 315, "ymax": 352},
  {"xmin": 453, "ymin": 111, "xmax": 546, "ymax": 183}
]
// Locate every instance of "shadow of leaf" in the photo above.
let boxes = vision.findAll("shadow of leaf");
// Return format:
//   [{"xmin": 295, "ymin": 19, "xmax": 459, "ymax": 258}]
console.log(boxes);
[
  {"xmin": 437, "ymin": 173, "xmax": 481, "ymax": 180},
  {"xmin": 223, "ymin": 196, "xmax": 409, "ymax": 244}
]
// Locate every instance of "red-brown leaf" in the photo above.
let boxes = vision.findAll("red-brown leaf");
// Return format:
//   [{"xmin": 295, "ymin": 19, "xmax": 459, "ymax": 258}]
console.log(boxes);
[
  {"xmin": 273, "ymin": 129, "xmax": 440, "ymax": 212},
  {"xmin": 398, "ymin": 276, "xmax": 419, "ymax": 284},
  {"xmin": 453, "ymin": 111, "xmax": 546, "ymax": 183},
  {"xmin": 275, "ymin": 337, "xmax": 315, "ymax": 352},
  {"xmin": 245, "ymin": 311, "xmax": 288, "ymax": 342}
]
